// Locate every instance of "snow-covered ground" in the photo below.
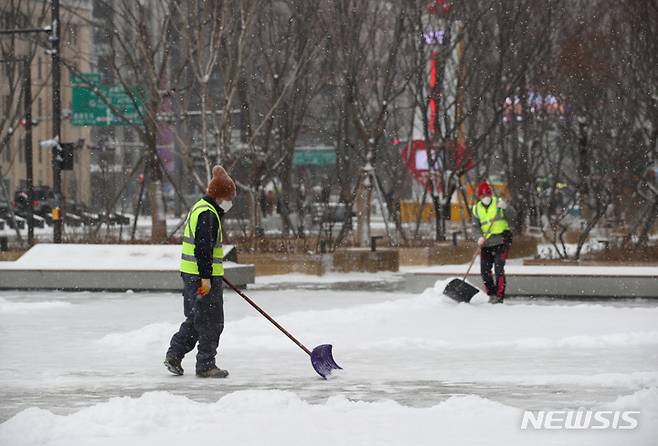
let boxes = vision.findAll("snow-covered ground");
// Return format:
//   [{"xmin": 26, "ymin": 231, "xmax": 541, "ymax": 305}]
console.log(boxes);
[
  {"xmin": 0, "ymin": 243, "xmax": 234, "ymax": 271},
  {"xmin": 1, "ymin": 277, "xmax": 657, "ymax": 445}
]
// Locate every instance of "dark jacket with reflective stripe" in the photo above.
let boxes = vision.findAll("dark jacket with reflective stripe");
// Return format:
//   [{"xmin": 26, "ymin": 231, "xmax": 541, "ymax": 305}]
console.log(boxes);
[{"xmin": 194, "ymin": 196, "xmax": 224, "ymax": 278}]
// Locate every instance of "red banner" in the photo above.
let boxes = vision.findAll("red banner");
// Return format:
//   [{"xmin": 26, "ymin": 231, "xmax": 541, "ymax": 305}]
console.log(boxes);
[{"xmin": 401, "ymin": 139, "xmax": 475, "ymax": 191}]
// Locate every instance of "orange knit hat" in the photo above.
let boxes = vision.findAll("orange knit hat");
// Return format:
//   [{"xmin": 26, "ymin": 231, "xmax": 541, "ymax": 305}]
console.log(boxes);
[{"xmin": 206, "ymin": 165, "xmax": 236, "ymax": 202}]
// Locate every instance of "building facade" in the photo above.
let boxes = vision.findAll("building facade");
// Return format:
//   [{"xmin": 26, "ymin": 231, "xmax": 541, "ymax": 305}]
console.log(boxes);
[{"xmin": 1, "ymin": 1, "xmax": 92, "ymax": 210}]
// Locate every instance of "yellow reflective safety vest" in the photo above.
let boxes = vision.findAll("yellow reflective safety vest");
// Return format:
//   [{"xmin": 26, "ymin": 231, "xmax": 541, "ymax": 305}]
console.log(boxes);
[
  {"xmin": 179, "ymin": 198, "xmax": 224, "ymax": 276},
  {"xmin": 472, "ymin": 196, "xmax": 509, "ymax": 238}
]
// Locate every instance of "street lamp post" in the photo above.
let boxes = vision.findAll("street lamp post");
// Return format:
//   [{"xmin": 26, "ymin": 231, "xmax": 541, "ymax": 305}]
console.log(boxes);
[{"xmin": 49, "ymin": 0, "xmax": 63, "ymax": 243}]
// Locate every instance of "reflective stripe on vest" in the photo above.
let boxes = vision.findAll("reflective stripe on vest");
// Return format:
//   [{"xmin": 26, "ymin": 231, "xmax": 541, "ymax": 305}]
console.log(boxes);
[
  {"xmin": 179, "ymin": 198, "xmax": 224, "ymax": 276},
  {"xmin": 473, "ymin": 196, "xmax": 509, "ymax": 238}
]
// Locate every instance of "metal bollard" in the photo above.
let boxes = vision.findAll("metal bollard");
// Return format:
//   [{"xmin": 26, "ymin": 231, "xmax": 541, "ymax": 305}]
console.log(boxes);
[{"xmin": 370, "ymin": 235, "xmax": 383, "ymax": 252}]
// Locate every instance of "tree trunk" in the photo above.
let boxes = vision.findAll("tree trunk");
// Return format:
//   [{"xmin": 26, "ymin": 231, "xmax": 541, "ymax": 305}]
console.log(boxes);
[
  {"xmin": 636, "ymin": 196, "xmax": 658, "ymax": 248},
  {"xmin": 279, "ymin": 176, "xmax": 293, "ymax": 237},
  {"xmin": 354, "ymin": 174, "xmax": 369, "ymax": 247},
  {"xmin": 145, "ymin": 130, "xmax": 167, "ymax": 242}
]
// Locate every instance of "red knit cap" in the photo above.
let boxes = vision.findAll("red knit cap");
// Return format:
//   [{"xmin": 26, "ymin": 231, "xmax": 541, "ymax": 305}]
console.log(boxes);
[
  {"xmin": 477, "ymin": 181, "xmax": 493, "ymax": 197},
  {"xmin": 207, "ymin": 165, "xmax": 236, "ymax": 202}
]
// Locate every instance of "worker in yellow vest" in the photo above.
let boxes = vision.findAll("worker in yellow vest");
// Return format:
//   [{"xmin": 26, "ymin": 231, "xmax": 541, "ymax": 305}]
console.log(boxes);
[
  {"xmin": 472, "ymin": 181, "xmax": 514, "ymax": 304},
  {"xmin": 164, "ymin": 165, "xmax": 236, "ymax": 378}
]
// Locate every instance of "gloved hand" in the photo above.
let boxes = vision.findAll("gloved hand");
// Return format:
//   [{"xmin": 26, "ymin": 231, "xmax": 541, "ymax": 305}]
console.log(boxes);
[
  {"xmin": 197, "ymin": 278, "xmax": 212, "ymax": 297},
  {"xmin": 497, "ymin": 199, "xmax": 507, "ymax": 209},
  {"xmin": 477, "ymin": 237, "xmax": 486, "ymax": 247}
]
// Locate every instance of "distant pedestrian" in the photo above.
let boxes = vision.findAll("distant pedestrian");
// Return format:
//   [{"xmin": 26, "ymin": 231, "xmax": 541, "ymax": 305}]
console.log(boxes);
[
  {"xmin": 164, "ymin": 165, "xmax": 236, "ymax": 378},
  {"xmin": 472, "ymin": 181, "xmax": 514, "ymax": 303}
]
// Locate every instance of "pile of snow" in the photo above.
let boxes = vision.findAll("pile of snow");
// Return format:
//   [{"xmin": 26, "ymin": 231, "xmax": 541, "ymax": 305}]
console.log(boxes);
[
  {"xmin": 537, "ymin": 240, "xmax": 600, "ymax": 259},
  {"xmin": 1, "ymin": 389, "xmax": 656, "ymax": 446}
]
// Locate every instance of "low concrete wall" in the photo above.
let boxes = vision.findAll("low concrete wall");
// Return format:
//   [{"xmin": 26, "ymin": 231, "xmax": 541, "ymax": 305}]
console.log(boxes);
[
  {"xmin": 0, "ymin": 251, "xmax": 25, "ymax": 261},
  {"xmin": 333, "ymin": 248, "xmax": 399, "ymax": 273},
  {"xmin": 399, "ymin": 237, "xmax": 538, "ymax": 266},
  {"xmin": 239, "ymin": 253, "xmax": 327, "ymax": 276},
  {"xmin": 242, "ymin": 250, "xmax": 400, "ymax": 275},
  {"xmin": 509, "ymin": 236, "xmax": 538, "ymax": 258},
  {"xmin": 399, "ymin": 246, "xmax": 472, "ymax": 266},
  {"xmin": 523, "ymin": 259, "xmax": 658, "ymax": 267},
  {"xmin": 403, "ymin": 270, "xmax": 658, "ymax": 298},
  {"xmin": 0, "ymin": 264, "xmax": 255, "ymax": 292}
]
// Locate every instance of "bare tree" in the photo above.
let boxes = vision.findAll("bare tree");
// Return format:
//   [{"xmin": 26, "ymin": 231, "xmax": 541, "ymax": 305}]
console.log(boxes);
[
  {"xmin": 321, "ymin": 0, "xmax": 411, "ymax": 246},
  {"xmin": 618, "ymin": 0, "xmax": 658, "ymax": 247},
  {"xmin": 67, "ymin": 0, "xmax": 178, "ymax": 242},
  {"xmin": 402, "ymin": 0, "xmax": 513, "ymax": 240},
  {"xmin": 247, "ymin": 0, "xmax": 325, "ymax": 236},
  {"xmin": 172, "ymin": 0, "xmax": 262, "ymax": 189}
]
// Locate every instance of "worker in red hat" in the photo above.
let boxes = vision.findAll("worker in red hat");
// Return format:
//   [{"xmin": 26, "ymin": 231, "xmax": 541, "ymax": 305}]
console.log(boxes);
[{"xmin": 472, "ymin": 181, "xmax": 515, "ymax": 303}]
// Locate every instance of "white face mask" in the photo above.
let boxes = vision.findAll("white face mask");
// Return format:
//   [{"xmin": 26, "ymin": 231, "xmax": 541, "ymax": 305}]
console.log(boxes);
[
  {"xmin": 481, "ymin": 196, "xmax": 492, "ymax": 206},
  {"xmin": 219, "ymin": 200, "xmax": 233, "ymax": 213}
]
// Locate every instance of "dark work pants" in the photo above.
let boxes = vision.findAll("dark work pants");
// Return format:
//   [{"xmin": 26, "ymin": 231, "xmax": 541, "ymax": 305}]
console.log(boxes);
[
  {"xmin": 167, "ymin": 273, "xmax": 224, "ymax": 373},
  {"xmin": 480, "ymin": 242, "xmax": 510, "ymax": 299}
]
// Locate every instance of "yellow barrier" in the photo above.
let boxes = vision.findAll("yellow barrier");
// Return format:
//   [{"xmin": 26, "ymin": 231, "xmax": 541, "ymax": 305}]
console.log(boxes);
[
  {"xmin": 400, "ymin": 201, "xmax": 471, "ymax": 223},
  {"xmin": 400, "ymin": 201, "xmax": 434, "ymax": 223},
  {"xmin": 400, "ymin": 182, "xmax": 509, "ymax": 223}
]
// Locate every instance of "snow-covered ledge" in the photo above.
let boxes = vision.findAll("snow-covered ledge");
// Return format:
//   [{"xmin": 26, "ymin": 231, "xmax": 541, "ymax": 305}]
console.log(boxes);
[{"xmin": 0, "ymin": 244, "xmax": 255, "ymax": 291}]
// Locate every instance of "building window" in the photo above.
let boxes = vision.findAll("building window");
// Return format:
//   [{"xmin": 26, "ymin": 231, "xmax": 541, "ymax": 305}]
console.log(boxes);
[
  {"xmin": 3, "ymin": 145, "xmax": 10, "ymax": 162},
  {"xmin": 38, "ymin": 143, "xmax": 42, "ymax": 163},
  {"xmin": 37, "ymin": 57, "xmax": 42, "ymax": 79},
  {"xmin": 38, "ymin": 98, "xmax": 42, "ymax": 118}
]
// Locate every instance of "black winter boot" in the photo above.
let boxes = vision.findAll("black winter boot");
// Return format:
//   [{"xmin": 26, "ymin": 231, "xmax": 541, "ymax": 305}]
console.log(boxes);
[
  {"xmin": 488, "ymin": 295, "xmax": 503, "ymax": 304},
  {"xmin": 196, "ymin": 366, "xmax": 229, "ymax": 378},
  {"xmin": 164, "ymin": 357, "xmax": 184, "ymax": 376}
]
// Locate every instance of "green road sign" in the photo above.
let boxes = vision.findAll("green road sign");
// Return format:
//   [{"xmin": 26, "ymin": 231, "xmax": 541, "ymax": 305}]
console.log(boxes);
[
  {"xmin": 71, "ymin": 72, "xmax": 144, "ymax": 126},
  {"xmin": 70, "ymin": 72, "xmax": 101, "ymax": 86},
  {"xmin": 293, "ymin": 146, "xmax": 336, "ymax": 166}
]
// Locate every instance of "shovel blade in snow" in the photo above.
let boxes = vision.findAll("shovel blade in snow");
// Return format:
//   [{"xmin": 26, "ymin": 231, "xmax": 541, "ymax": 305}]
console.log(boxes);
[
  {"xmin": 310, "ymin": 344, "xmax": 342, "ymax": 379},
  {"xmin": 443, "ymin": 278, "xmax": 480, "ymax": 303}
]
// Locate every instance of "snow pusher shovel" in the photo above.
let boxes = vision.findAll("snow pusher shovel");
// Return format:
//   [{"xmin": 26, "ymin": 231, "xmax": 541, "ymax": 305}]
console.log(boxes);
[
  {"xmin": 222, "ymin": 277, "xmax": 342, "ymax": 379},
  {"xmin": 443, "ymin": 248, "xmax": 481, "ymax": 302}
]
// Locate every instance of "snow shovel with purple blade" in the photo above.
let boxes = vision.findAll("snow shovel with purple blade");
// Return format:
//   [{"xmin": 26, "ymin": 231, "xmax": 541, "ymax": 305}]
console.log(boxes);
[{"xmin": 223, "ymin": 277, "xmax": 342, "ymax": 379}]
